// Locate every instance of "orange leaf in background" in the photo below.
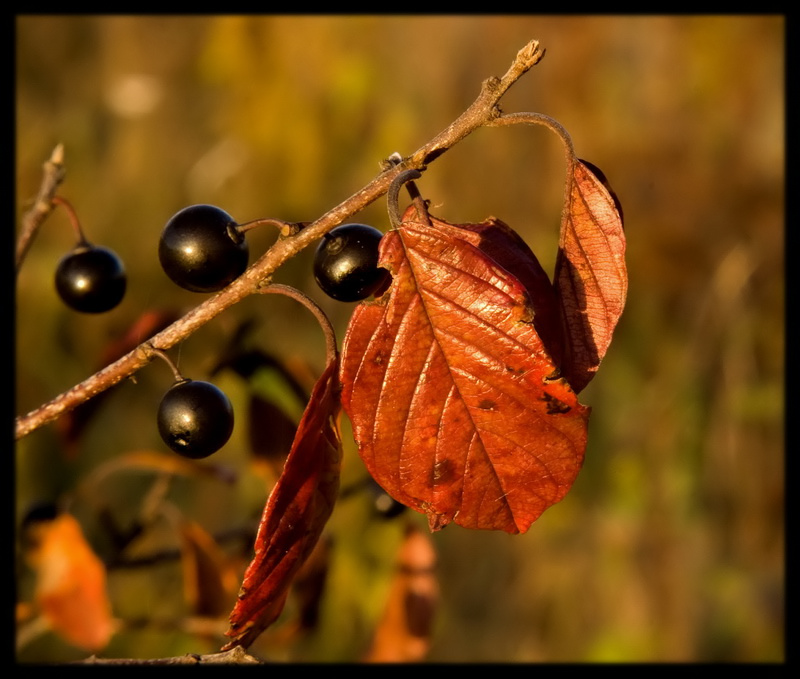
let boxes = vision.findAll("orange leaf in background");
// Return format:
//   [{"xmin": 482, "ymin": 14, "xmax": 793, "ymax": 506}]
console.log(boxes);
[
  {"xmin": 340, "ymin": 206, "xmax": 590, "ymax": 535},
  {"xmin": 223, "ymin": 358, "xmax": 342, "ymax": 650},
  {"xmin": 27, "ymin": 513, "xmax": 114, "ymax": 652},
  {"xmin": 554, "ymin": 159, "xmax": 627, "ymax": 394},
  {"xmin": 363, "ymin": 524, "xmax": 438, "ymax": 663}
]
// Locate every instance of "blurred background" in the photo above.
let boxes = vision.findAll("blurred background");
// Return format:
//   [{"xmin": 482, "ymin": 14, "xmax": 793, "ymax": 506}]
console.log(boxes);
[{"xmin": 15, "ymin": 16, "xmax": 784, "ymax": 663}]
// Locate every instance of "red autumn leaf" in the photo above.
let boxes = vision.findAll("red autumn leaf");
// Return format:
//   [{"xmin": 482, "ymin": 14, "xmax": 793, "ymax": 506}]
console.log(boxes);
[
  {"xmin": 445, "ymin": 208, "xmax": 564, "ymax": 366},
  {"xmin": 554, "ymin": 159, "xmax": 627, "ymax": 394},
  {"xmin": 265, "ymin": 536, "xmax": 333, "ymax": 647},
  {"xmin": 284, "ymin": 535, "xmax": 331, "ymax": 634},
  {"xmin": 26, "ymin": 513, "xmax": 114, "ymax": 652},
  {"xmin": 340, "ymin": 207, "xmax": 590, "ymax": 535},
  {"xmin": 223, "ymin": 357, "xmax": 342, "ymax": 650}
]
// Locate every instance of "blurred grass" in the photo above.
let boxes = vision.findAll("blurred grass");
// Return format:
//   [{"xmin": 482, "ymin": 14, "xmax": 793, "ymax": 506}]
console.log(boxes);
[{"xmin": 15, "ymin": 15, "xmax": 784, "ymax": 663}]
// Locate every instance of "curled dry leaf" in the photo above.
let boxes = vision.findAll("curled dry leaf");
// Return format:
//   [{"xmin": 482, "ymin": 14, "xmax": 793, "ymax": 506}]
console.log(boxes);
[
  {"xmin": 340, "ymin": 206, "xmax": 589, "ymax": 535},
  {"xmin": 554, "ymin": 159, "xmax": 627, "ymax": 394},
  {"xmin": 223, "ymin": 358, "xmax": 342, "ymax": 650},
  {"xmin": 25, "ymin": 513, "xmax": 114, "ymax": 652}
]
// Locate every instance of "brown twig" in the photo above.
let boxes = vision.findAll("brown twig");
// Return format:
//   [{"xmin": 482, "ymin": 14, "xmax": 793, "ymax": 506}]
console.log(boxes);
[
  {"xmin": 76, "ymin": 645, "xmax": 264, "ymax": 665},
  {"xmin": 15, "ymin": 39, "xmax": 547, "ymax": 441},
  {"xmin": 16, "ymin": 143, "xmax": 66, "ymax": 273}
]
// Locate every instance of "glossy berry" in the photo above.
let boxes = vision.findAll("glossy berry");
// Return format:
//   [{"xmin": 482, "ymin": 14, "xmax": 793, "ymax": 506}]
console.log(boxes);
[
  {"xmin": 158, "ymin": 204, "xmax": 249, "ymax": 293},
  {"xmin": 55, "ymin": 244, "xmax": 127, "ymax": 313},
  {"xmin": 313, "ymin": 223, "xmax": 389, "ymax": 302},
  {"xmin": 157, "ymin": 379, "xmax": 234, "ymax": 459}
]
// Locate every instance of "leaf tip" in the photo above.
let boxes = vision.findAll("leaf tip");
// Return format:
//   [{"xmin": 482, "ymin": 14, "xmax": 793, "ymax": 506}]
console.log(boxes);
[{"xmin": 426, "ymin": 511, "xmax": 450, "ymax": 533}]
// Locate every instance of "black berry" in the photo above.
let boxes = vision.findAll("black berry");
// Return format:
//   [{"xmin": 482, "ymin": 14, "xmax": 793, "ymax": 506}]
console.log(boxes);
[
  {"xmin": 55, "ymin": 244, "xmax": 127, "ymax": 313},
  {"xmin": 313, "ymin": 224, "xmax": 389, "ymax": 302},
  {"xmin": 157, "ymin": 379, "xmax": 234, "ymax": 459},
  {"xmin": 158, "ymin": 204, "xmax": 249, "ymax": 293}
]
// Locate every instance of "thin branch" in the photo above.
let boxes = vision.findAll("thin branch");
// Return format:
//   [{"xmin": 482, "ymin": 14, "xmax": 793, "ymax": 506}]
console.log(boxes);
[
  {"xmin": 16, "ymin": 143, "xmax": 66, "ymax": 272},
  {"xmin": 15, "ymin": 39, "xmax": 547, "ymax": 441},
  {"xmin": 404, "ymin": 40, "xmax": 547, "ymax": 168},
  {"xmin": 76, "ymin": 645, "xmax": 264, "ymax": 665}
]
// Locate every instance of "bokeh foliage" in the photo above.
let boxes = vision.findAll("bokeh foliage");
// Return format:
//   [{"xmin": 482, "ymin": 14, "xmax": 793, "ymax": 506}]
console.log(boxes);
[{"xmin": 15, "ymin": 15, "xmax": 784, "ymax": 662}]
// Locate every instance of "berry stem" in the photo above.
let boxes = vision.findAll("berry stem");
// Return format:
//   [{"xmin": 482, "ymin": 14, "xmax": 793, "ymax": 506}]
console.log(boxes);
[
  {"xmin": 385, "ymin": 154, "xmax": 431, "ymax": 228},
  {"xmin": 387, "ymin": 169, "xmax": 423, "ymax": 230},
  {"xmin": 146, "ymin": 347, "xmax": 185, "ymax": 383},
  {"xmin": 16, "ymin": 39, "xmax": 548, "ymax": 440},
  {"xmin": 488, "ymin": 110, "xmax": 575, "ymax": 158},
  {"xmin": 257, "ymin": 284, "xmax": 338, "ymax": 368},
  {"xmin": 51, "ymin": 195, "xmax": 90, "ymax": 246}
]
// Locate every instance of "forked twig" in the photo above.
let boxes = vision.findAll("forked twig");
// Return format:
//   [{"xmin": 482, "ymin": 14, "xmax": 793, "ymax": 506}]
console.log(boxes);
[{"xmin": 15, "ymin": 40, "xmax": 547, "ymax": 441}]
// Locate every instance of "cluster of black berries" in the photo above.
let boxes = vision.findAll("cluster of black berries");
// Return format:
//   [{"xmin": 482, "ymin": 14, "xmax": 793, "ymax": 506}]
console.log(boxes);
[
  {"xmin": 54, "ymin": 202, "xmax": 390, "ymax": 461},
  {"xmin": 158, "ymin": 204, "xmax": 389, "ymax": 301}
]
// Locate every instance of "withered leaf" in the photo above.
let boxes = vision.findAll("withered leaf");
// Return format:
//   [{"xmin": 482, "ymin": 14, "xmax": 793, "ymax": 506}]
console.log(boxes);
[
  {"xmin": 223, "ymin": 358, "xmax": 342, "ymax": 650},
  {"xmin": 340, "ymin": 209, "xmax": 589, "ymax": 535},
  {"xmin": 554, "ymin": 159, "xmax": 627, "ymax": 394}
]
